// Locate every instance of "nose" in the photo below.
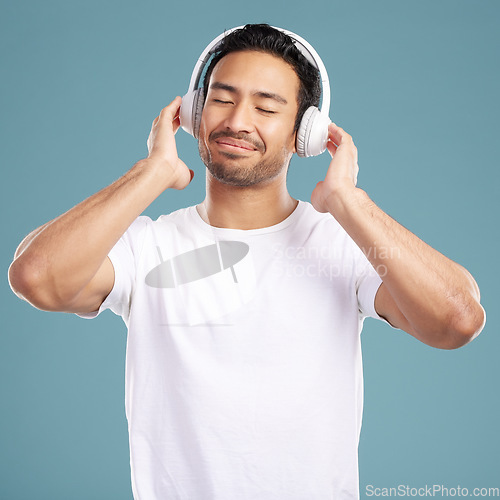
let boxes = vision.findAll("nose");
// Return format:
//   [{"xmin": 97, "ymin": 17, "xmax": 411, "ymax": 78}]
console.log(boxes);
[{"xmin": 223, "ymin": 102, "xmax": 254, "ymax": 134}]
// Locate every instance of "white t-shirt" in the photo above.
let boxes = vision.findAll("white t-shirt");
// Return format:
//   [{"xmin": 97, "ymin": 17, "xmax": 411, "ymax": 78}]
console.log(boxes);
[{"xmin": 82, "ymin": 200, "xmax": 387, "ymax": 499}]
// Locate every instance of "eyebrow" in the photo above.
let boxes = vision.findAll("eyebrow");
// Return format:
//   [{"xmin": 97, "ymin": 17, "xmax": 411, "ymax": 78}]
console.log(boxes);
[{"xmin": 210, "ymin": 81, "xmax": 288, "ymax": 105}]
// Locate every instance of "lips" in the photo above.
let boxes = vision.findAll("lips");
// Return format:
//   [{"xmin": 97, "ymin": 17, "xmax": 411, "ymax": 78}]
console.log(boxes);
[{"xmin": 215, "ymin": 138, "xmax": 257, "ymax": 151}]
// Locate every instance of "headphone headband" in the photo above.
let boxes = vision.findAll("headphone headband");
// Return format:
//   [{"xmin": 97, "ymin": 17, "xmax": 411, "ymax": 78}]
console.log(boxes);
[
  {"xmin": 180, "ymin": 25, "xmax": 332, "ymax": 157},
  {"xmin": 186, "ymin": 25, "xmax": 330, "ymax": 118}
]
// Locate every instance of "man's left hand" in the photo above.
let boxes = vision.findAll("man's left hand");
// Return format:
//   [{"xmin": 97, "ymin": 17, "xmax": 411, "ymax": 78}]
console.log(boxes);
[{"xmin": 311, "ymin": 123, "xmax": 359, "ymax": 213}]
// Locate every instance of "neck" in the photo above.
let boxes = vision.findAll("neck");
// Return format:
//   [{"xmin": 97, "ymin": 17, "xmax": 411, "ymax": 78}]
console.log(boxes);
[{"xmin": 198, "ymin": 171, "xmax": 298, "ymax": 230}]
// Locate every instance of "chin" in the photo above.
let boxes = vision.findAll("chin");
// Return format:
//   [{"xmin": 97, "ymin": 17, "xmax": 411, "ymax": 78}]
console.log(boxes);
[
  {"xmin": 199, "ymin": 139, "xmax": 292, "ymax": 188},
  {"xmin": 207, "ymin": 163, "xmax": 269, "ymax": 187}
]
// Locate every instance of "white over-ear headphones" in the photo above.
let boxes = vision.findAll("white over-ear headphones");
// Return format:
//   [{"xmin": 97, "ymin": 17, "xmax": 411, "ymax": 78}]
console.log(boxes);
[{"xmin": 179, "ymin": 25, "xmax": 331, "ymax": 158}]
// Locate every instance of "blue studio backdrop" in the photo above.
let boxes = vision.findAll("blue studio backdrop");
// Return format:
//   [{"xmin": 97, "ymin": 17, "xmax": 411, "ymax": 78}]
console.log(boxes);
[{"xmin": 1, "ymin": 0, "xmax": 498, "ymax": 498}]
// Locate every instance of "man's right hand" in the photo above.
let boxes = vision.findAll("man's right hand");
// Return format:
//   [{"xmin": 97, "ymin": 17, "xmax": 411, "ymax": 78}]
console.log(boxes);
[{"xmin": 146, "ymin": 96, "xmax": 194, "ymax": 190}]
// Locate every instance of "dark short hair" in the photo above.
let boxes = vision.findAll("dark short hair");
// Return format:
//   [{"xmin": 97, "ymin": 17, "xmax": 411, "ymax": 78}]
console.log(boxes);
[{"xmin": 202, "ymin": 24, "xmax": 321, "ymax": 131}]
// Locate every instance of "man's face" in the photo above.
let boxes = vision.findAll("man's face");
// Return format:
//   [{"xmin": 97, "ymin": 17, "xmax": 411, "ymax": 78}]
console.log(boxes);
[{"xmin": 198, "ymin": 50, "xmax": 300, "ymax": 187}]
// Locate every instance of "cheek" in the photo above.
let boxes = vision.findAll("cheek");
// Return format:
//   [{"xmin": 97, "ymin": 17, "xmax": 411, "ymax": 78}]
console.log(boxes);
[
  {"xmin": 197, "ymin": 111, "xmax": 209, "ymax": 139},
  {"xmin": 198, "ymin": 118, "xmax": 217, "ymax": 148},
  {"xmin": 267, "ymin": 121, "xmax": 296, "ymax": 151},
  {"xmin": 198, "ymin": 109, "xmax": 227, "ymax": 143}
]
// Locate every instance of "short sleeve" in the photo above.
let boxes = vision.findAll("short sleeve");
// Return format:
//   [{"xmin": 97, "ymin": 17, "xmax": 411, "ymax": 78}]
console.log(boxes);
[
  {"xmin": 354, "ymin": 254, "xmax": 395, "ymax": 328},
  {"xmin": 77, "ymin": 217, "xmax": 149, "ymax": 321},
  {"xmin": 356, "ymin": 262, "xmax": 383, "ymax": 320}
]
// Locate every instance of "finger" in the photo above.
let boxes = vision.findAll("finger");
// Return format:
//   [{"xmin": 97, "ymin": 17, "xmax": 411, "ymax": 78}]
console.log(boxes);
[
  {"xmin": 328, "ymin": 122, "xmax": 352, "ymax": 147},
  {"xmin": 326, "ymin": 140, "xmax": 338, "ymax": 158},
  {"xmin": 151, "ymin": 115, "xmax": 160, "ymax": 131},
  {"xmin": 151, "ymin": 97, "xmax": 180, "ymax": 129},
  {"xmin": 172, "ymin": 116, "xmax": 181, "ymax": 135},
  {"xmin": 158, "ymin": 96, "xmax": 182, "ymax": 122},
  {"xmin": 151, "ymin": 97, "xmax": 182, "ymax": 143}
]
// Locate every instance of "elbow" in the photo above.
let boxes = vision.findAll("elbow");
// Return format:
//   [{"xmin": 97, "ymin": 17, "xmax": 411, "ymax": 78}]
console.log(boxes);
[
  {"xmin": 449, "ymin": 300, "xmax": 486, "ymax": 348},
  {"xmin": 9, "ymin": 257, "xmax": 45, "ymax": 308},
  {"xmin": 410, "ymin": 297, "xmax": 486, "ymax": 350},
  {"xmin": 8, "ymin": 258, "xmax": 36, "ymax": 302},
  {"xmin": 8, "ymin": 257, "xmax": 68, "ymax": 311},
  {"xmin": 435, "ymin": 300, "xmax": 486, "ymax": 350}
]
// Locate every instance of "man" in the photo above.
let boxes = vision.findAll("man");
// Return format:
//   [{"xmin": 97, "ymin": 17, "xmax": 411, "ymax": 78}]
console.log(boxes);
[{"xmin": 8, "ymin": 24, "xmax": 485, "ymax": 499}]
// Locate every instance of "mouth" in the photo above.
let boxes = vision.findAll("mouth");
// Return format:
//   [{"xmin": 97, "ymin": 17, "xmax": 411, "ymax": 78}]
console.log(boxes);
[{"xmin": 214, "ymin": 138, "xmax": 258, "ymax": 153}]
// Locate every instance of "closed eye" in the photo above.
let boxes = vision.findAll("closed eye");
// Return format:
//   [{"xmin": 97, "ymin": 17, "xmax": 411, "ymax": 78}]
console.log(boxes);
[
  {"xmin": 213, "ymin": 99, "xmax": 232, "ymax": 104},
  {"xmin": 257, "ymin": 108, "xmax": 276, "ymax": 114}
]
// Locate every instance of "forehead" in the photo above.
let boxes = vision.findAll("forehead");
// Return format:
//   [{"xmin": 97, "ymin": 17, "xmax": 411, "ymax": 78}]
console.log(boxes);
[{"xmin": 208, "ymin": 50, "xmax": 300, "ymax": 103}]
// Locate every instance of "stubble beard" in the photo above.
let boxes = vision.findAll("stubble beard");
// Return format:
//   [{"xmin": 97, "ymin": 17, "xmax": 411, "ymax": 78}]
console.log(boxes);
[{"xmin": 198, "ymin": 135, "xmax": 292, "ymax": 188}]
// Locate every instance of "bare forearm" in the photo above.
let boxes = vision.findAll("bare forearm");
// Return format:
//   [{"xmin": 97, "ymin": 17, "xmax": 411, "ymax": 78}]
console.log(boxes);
[
  {"xmin": 9, "ymin": 98, "xmax": 193, "ymax": 311},
  {"xmin": 9, "ymin": 159, "xmax": 173, "ymax": 307},
  {"xmin": 312, "ymin": 123, "xmax": 484, "ymax": 347},
  {"xmin": 326, "ymin": 187, "xmax": 485, "ymax": 345}
]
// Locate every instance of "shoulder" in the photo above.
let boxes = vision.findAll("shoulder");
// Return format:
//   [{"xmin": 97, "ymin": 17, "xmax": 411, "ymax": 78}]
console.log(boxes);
[
  {"xmin": 295, "ymin": 200, "xmax": 367, "ymax": 261},
  {"xmin": 156, "ymin": 205, "xmax": 195, "ymax": 226},
  {"xmin": 296, "ymin": 200, "xmax": 348, "ymax": 237},
  {"xmin": 297, "ymin": 200, "xmax": 346, "ymax": 226},
  {"xmin": 126, "ymin": 205, "xmax": 196, "ymax": 234}
]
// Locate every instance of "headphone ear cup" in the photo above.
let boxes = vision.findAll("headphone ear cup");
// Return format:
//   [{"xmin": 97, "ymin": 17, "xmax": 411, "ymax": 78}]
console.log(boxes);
[
  {"xmin": 192, "ymin": 88, "xmax": 205, "ymax": 139},
  {"xmin": 296, "ymin": 107, "xmax": 315, "ymax": 158},
  {"xmin": 296, "ymin": 106, "xmax": 330, "ymax": 157},
  {"xmin": 180, "ymin": 89, "xmax": 205, "ymax": 138}
]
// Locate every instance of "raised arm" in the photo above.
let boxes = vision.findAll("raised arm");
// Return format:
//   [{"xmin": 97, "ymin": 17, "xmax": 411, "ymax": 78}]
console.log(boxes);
[
  {"xmin": 8, "ymin": 97, "xmax": 193, "ymax": 314},
  {"xmin": 311, "ymin": 123, "xmax": 485, "ymax": 350}
]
